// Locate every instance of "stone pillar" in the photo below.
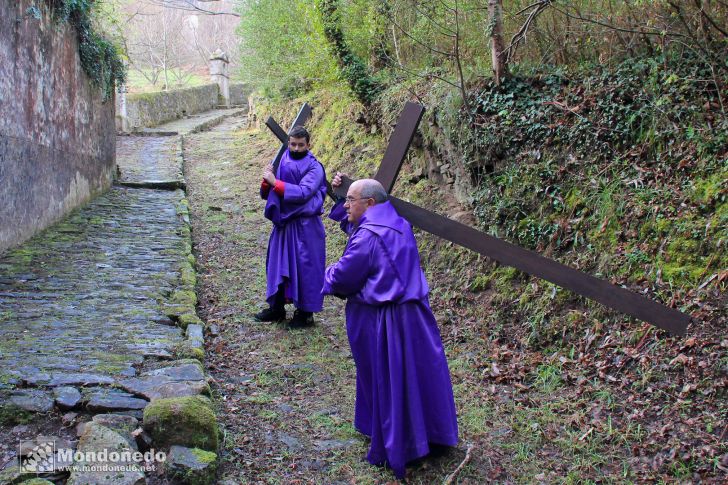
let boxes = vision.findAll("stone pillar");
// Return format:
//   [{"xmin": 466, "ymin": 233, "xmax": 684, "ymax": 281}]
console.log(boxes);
[
  {"xmin": 209, "ymin": 49, "xmax": 230, "ymax": 108},
  {"xmin": 115, "ymin": 84, "xmax": 129, "ymax": 132}
]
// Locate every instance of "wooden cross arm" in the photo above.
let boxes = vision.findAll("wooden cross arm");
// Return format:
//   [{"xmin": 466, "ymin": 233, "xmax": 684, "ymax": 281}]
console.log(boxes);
[
  {"xmin": 373, "ymin": 102, "xmax": 425, "ymax": 193},
  {"xmin": 334, "ymin": 176, "xmax": 690, "ymax": 336}
]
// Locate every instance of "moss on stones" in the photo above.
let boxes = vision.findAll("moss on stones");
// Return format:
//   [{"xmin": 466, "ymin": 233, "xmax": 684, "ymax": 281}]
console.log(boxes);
[
  {"xmin": 190, "ymin": 448, "xmax": 217, "ymax": 464},
  {"xmin": 172, "ymin": 289, "xmax": 197, "ymax": 307},
  {"xmin": 180, "ymin": 265, "xmax": 197, "ymax": 287},
  {"xmin": 174, "ymin": 341, "xmax": 205, "ymax": 361},
  {"xmin": 166, "ymin": 446, "xmax": 218, "ymax": 485},
  {"xmin": 0, "ymin": 402, "xmax": 34, "ymax": 426},
  {"xmin": 178, "ymin": 312, "xmax": 203, "ymax": 330},
  {"xmin": 143, "ymin": 396, "xmax": 218, "ymax": 451}
]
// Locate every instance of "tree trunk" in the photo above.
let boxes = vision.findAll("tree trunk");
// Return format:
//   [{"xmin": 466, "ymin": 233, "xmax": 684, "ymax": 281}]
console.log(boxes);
[{"xmin": 488, "ymin": 0, "xmax": 508, "ymax": 85}]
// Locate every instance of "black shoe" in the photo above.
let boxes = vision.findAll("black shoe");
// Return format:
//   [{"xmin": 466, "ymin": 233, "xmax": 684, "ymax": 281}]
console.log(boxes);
[
  {"xmin": 287, "ymin": 310, "xmax": 314, "ymax": 328},
  {"xmin": 253, "ymin": 307, "xmax": 286, "ymax": 322}
]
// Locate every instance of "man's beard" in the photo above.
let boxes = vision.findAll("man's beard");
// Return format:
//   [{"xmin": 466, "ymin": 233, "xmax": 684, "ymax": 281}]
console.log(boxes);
[{"xmin": 290, "ymin": 150, "xmax": 308, "ymax": 160}]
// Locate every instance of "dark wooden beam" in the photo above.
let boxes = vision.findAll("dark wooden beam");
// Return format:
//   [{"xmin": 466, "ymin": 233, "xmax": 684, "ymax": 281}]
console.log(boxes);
[
  {"xmin": 265, "ymin": 103, "xmax": 312, "ymax": 172},
  {"xmin": 335, "ymin": 176, "xmax": 690, "ymax": 335},
  {"xmin": 373, "ymin": 102, "xmax": 425, "ymax": 193}
]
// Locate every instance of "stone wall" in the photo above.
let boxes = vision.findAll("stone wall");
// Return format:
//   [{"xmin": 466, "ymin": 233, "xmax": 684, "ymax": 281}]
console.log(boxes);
[
  {"xmin": 229, "ymin": 83, "xmax": 250, "ymax": 107},
  {"xmin": 0, "ymin": 0, "xmax": 116, "ymax": 253},
  {"xmin": 125, "ymin": 84, "xmax": 220, "ymax": 131}
]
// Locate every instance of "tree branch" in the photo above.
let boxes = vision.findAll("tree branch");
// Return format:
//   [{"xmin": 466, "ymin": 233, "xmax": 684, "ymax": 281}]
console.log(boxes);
[
  {"xmin": 142, "ymin": 0, "xmax": 240, "ymax": 17},
  {"xmin": 551, "ymin": 3, "xmax": 688, "ymax": 38},
  {"xmin": 387, "ymin": 13, "xmax": 455, "ymax": 58}
]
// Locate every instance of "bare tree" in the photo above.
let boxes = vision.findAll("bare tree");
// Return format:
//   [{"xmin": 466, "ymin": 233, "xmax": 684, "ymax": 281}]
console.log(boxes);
[
  {"xmin": 100, "ymin": 0, "xmax": 239, "ymax": 91},
  {"xmin": 141, "ymin": 0, "xmax": 240, "ymax": 17},
  {"xmin": 488, "ymin": 0, "xmax": 508, "ymax": 86},
  {"xmin": 383, "ymin": 0, "xmax": 472, "ymax": 111}
]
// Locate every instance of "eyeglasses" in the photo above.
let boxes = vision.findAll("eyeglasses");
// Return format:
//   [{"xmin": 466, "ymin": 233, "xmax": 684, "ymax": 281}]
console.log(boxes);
[{"xmin": 344, "ymin": 196, "xmax": 372, "ymax": 203}]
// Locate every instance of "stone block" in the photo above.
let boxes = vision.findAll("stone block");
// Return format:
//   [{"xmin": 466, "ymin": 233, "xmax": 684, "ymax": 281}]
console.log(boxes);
[
  {"xmin": 143, "ymin": 396, "xmax": 218, "ymax": 451},
  {"xmin": 165, "ymin": 446, "xmax": 218, "ymax": 485}
]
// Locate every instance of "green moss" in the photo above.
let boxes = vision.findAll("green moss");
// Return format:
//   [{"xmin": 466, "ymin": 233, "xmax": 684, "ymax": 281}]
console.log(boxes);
[
  {"xmin": 143, "ymin": 396, "xmax": 218, "ymax": 451},
  {"xmin": 656, "ymin": 236, "xmax": 707, "ymax": 283},
  {"xmin": 174, "ymin": 341, "xmax": 205, "ymax": 361},
  {"xmin": 469, "ymin": 273, "xmax": 491, "ymax": 292},
  {"xmin": 0, "ymin": 310, "xmax": 15, "ymax": 323},
  {"xmin": 177, "ymin": 198, "xmax": 191, "ymax": 215},
  {"xmin": 178, "ymin": 312, "xmax": 203, "ymax": 330},
  {"xmin": 180, "ymin": 265, "xmax": 197, "ymax": 287},
  {"xmin": 6, "ymin": 247, "xmax": 36, "ymax": 265},
  {"xmin": 190, "ymin": 448, "xmax": 218, "ymax": 464},
  {"xmin": 492, "ymin": 266, "xmax": 521, "ymax": 292},
  {"xmin": 712, "ymin": 201, "xmax": 728, "ymax": 230},
  {"xmin": 204, "ymin": 213, "xmax": 228, "ymax": 223},
  {"xmin": 564, "ymin": 188, "xmax": 585, "ymax": 212},
  {"xmin": 692, "ymin": 171, "xmax": 727, "ymax": 206},
  {"xmin": 0, "ymin": 403, "xmax": 34, "ymax": 426},
  {"xmin": 167, "ymin": 448, "xmax": 218, "ymax": 485},
  {"xmin": 172, "ymin": 289, "xmax": 197, "ymax": 307}
]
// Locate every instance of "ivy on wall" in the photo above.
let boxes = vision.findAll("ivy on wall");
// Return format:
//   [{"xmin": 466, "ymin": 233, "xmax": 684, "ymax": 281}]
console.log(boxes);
[{"xmin": 26, "ymin": 1, "xmax": 126, "ymax": 101}]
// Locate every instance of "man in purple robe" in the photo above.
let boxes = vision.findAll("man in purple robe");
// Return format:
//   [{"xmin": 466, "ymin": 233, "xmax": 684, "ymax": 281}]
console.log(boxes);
[
  {"xmin": 255, "ymin": 126, "xmax": 327, "ymax": 328},
  {"xmin": 323, "ymin": 175, "xmax": 458, "ymax": 479}
]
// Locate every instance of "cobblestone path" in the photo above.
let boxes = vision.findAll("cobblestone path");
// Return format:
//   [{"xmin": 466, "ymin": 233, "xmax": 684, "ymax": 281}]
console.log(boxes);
[
  {"xmin": 116, "ymin": 136, "xmax": 183, "ymax": 188},
  {"xmin": 137, "ymin": 107, "xmax": 246, "ymax": 135},
  {"xmin": 0, "ymin": 187, "xmax": 187, "ymax": 385},
  {"xmin": 0, "ymin": 112, "xmax": 236, "ymax": 480}
]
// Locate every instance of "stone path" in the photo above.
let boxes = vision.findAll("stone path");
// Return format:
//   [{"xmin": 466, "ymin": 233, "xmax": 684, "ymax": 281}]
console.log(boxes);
[
  {"xmin": 0, "ymin": 186, "xmax": 186, "ymax": 385},
  {"xmin": 0, "ymin": 109, "xmax": 236, "ymax": 483},
  {"xmin": 116, "ymin": 136, "xmax": 184, "ymax": 189},
  {"xmin": 137, "ymin": 107, "xmax": 246, "ymax": 136}
]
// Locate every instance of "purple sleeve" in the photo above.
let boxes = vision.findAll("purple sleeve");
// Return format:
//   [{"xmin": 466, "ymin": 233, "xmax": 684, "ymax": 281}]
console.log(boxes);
[
  {"xmin": 328, "ymin": 199, "xmax": 354, "ymax": 234},
  {"xmin": 282, "ymin": 163, "xmax": 324, "ymax": 203},
  {"xmin": 322, "ymin": 230, "xmax": 372, "ymax": 296}
]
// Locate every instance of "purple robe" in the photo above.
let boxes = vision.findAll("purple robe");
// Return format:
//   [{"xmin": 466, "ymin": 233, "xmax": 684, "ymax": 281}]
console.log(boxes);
[
  {"xmin": 261, "ymin": 151, "xmax": 327, "ymax": 312},
  {"xmin": 323, "ymin": 200, "xmax": 458, "ymax": 478}
]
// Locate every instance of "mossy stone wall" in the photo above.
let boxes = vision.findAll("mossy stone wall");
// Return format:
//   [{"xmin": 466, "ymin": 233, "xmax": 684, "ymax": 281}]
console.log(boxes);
[{"xmin": 126, "ymin": 84, "xmax": 221, "ymax": 130}]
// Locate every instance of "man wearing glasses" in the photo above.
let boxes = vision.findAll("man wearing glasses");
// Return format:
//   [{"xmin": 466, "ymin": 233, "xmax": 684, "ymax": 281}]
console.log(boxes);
[{"xmin": 323, "ymin": 174, "xmax": 458, "ymax": 479}]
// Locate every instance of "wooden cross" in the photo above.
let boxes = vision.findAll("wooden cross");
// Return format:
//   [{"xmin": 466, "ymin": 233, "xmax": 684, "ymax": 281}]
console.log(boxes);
[
  {"xmin": 266, "ymin": 103, "xmax": 312, "ymax": 173},
  {"xmin": 265, "ymin": 103, "xmax": 690, "ymax": 336},
  {"xmin": 265, "ymin": 105, "xmax": 336, "ymax": 200}
]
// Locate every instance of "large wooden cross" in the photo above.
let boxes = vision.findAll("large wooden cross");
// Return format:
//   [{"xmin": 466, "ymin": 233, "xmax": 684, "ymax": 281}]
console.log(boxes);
[{"xmin": 265, "ymin": 103, "xmax": 691, "ymax": 336}]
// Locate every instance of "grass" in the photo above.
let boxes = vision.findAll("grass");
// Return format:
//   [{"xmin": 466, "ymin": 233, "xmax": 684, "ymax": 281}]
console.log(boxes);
[{"xmin": 125, "ymin": 68, "xmax": 210, "ymax": 94}]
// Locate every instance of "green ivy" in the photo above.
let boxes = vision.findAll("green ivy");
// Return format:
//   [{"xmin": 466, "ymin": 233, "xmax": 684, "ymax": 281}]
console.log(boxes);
[
  {"xmin": 317, "ymin": 0, "xmax": 381, "ymax": 106},
  {"xmin": 47, "ymin": 0, "xmax": 125, "ymax": 101}
]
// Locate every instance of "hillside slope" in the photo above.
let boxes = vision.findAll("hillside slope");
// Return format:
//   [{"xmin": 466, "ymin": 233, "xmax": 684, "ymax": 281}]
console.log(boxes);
[{"xmin": 252, "ymin": 55, "xmax": 726, "ymax": 481}]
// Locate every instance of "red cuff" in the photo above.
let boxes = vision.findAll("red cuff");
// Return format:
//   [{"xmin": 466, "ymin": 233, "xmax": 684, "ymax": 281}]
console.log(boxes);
[{"xmin": 273, "ymin": 180, "xmax": 285, "ymax": 196}]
